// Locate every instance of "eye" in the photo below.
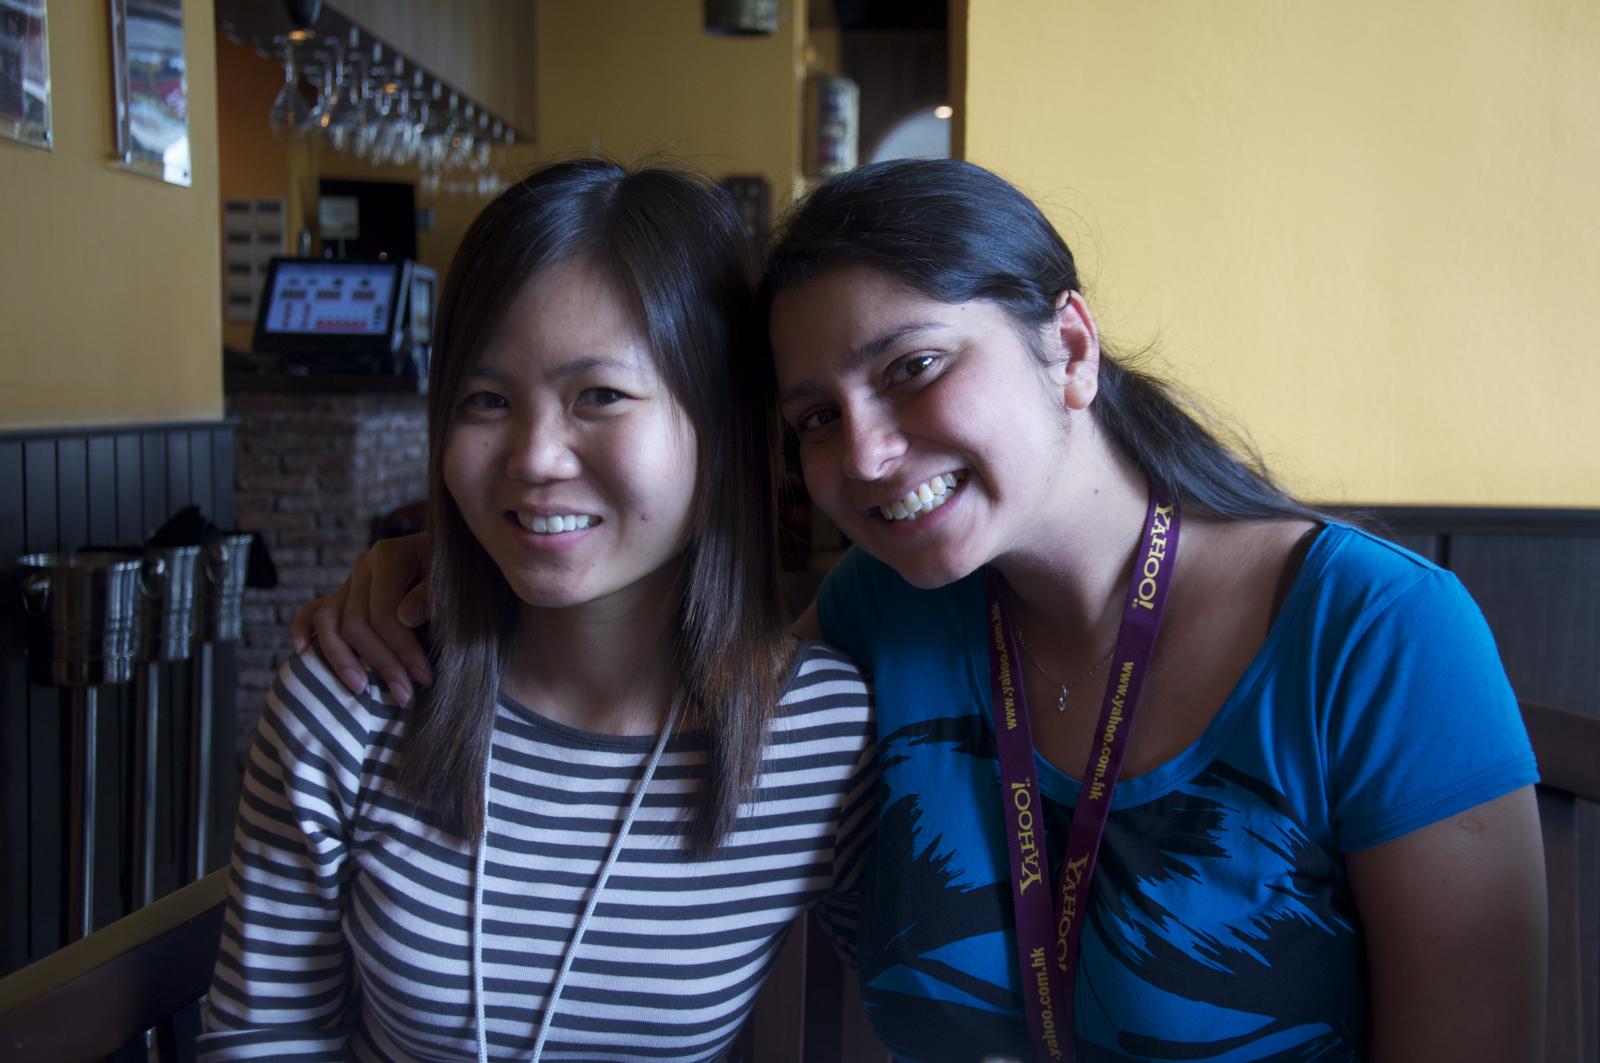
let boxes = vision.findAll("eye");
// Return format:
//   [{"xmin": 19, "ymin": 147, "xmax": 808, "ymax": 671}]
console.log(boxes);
[
  {"xmin": 460, "ymin": 390, "xmax": 508, "ymax": 412},
  {"xmin": 885, "ymin": 352, "xmax": 940, "ymax": 387},
  {"xmin": 577, "ymin": 386, "xmax": 628, "ymax": 408},
  {"xmin": 795, "ymin": 407, "xmax": 840, "ymax": 434}
]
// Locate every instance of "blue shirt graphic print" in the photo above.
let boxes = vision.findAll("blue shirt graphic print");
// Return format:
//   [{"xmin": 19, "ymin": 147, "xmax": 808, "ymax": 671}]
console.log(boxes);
[{"xmin": 820, "ymin": 524, "xmax": 1536, "ymax": 1062}]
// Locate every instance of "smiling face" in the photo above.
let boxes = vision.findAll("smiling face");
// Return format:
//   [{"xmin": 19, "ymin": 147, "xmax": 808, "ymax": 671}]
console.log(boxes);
[
  {"xmin": 772, "ymin": 263, "xmax": 1095, "ymax": 590},
  {"xmin": 442, "ymin": 255, "xmax": 699, "ymax": 617}
]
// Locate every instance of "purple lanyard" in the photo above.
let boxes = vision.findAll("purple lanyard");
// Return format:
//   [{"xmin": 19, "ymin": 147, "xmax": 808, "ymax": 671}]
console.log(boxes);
[{"xmin": 987, "ymin": 494, "xmax": 1180, "ymax": 1063}]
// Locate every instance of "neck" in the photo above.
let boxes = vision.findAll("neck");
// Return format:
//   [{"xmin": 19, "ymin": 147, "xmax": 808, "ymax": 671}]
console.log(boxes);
[
  {"xmin": 505, "ymin": 562, "xmax": 684, "ymax": 737},
  {"xmin": 990, "ymin": 420, "xmax": 1153, "ymax": 649}
]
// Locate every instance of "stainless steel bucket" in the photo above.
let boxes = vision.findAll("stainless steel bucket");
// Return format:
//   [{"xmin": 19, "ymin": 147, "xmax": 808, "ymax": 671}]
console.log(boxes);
[
  {"xmin": 140, "ymin": 544, "xmax": 201, "ymax": 662},
  {"xmin": 18, "ymin": 551, "xmax": 144, "ymax": 686},
  {"xmin": 200, "ymin": 533, "xmax": 252, "ymax": 643}
]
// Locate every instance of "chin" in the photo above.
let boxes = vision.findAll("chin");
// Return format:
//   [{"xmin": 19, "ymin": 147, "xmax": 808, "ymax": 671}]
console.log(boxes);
[
  {"xmin": 896, "ymin": 561, "xmax": 977, "ymax": 591},
  {"xmin": 488, "ymin": 566, "xmax": 583, "ymax": 609},
  {"xmin": 507, "ymin": 582, "xmax": 592, "ymax": 609},
  {"xmin": 857, "ymin": 542, "xmax": 977, "ymax": 592}
]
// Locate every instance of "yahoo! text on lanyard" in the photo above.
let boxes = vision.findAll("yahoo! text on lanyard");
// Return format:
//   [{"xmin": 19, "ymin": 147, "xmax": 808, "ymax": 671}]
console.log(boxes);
[{"xmin": 986, "ymin": 493, "xmax": 1180, "ymax": 1063}]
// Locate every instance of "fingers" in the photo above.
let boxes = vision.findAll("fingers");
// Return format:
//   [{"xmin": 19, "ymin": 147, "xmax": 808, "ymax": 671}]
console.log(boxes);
[
  {"xmin": 390, "ymin": 580, "xmax": 433, "ymax": 686},
  {"xmin": 398, "ymin": 580, "xmax": 429, "ymax": 629},
  {"xmin": 308, "ymin": 577, "xmax": 370, "ymax": 697},
  {"xmin": 337, "ymin": 550, "xmax": 416, "ymax": 707},
  {"xmin": 290, "ymin": 597, "xmax": 318, "ymax": 654},
  {"xmin": 367, "ymin": 537, "xmax": 433, "ymax": 690},
  {"xmin": 290, "ymin": 533, "xmax": 434, "ymax": 706}
]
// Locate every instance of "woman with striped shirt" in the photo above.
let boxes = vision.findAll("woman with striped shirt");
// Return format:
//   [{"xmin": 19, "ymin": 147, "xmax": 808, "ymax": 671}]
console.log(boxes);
[{"xmin": 199, "ymin": 160, "xmax": 876, "ymax": 1061}]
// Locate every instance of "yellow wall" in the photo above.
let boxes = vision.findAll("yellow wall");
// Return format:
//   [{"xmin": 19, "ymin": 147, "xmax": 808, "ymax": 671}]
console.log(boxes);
[
  {"xmin": 960, "ymin": 1, "xmax": 1600, "ymax": 506},
  {"xmin": 535, "ymin": 0, "xmax": 806, "ymax": 206},
  {"xmin": 0, "ymin": 1, "xmax": 220, "ymax": 429},
  {"xmin": 216, "ymin": 34, "xmax": 294, "ymax": 354}
]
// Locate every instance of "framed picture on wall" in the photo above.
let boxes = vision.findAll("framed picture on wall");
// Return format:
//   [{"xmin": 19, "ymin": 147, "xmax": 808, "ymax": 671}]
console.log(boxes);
[
  {"xmin": 110, "ymin": 0, "xmax": 190, "ymax": 185},
  {"xmin": 1, "ymin": 0, "xmax": 52, "ymax": 150}
]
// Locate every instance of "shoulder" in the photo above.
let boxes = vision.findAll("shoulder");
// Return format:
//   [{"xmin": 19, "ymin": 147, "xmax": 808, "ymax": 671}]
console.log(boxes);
[
  {"xmin": 258, "ymin": 643, "xmax": 403, "ymax": 771},
  {"xmin": 1287, "ymin": 527, "xmax": 1535, "ymax": 847},
  {"xmin": 1299, "ymin": 523, "xmax": 1480, "ymax": 638},
  {"xmin": 774, "ymin": 639, "xmax": 872, "ymax": 726},
  {"xmin": 816, "ymin": 545, "xmax": 983, "ymax": 668},
  {"xmin": 767, "ymin": 640, "xmax": 874, "ymax": 757},
  {"xmin": 1262, "ymin": 521, "xmax": 1511, "ymax": 690}
]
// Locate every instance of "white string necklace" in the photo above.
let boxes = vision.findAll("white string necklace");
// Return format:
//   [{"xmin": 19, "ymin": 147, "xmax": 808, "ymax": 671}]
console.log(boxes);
[{"xmin": 473, "ymin": 697, "xmax": 683, "ymax": 1063}]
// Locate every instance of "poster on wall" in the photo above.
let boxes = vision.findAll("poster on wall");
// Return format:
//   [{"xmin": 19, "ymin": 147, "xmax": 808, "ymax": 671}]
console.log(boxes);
[
  {"xmin": 1, "ymin": 0, "xmax": 52, "ymax": 150},
  {"xmin": 110, "ymin": 0, "xmax": 190, "ymax": 185}
]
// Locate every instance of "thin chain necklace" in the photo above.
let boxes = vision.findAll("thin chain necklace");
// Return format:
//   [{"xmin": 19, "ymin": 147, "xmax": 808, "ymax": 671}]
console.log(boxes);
[{"xmin": 1015, "ymin": 626, "xmax": 1115, "ymax": 713}]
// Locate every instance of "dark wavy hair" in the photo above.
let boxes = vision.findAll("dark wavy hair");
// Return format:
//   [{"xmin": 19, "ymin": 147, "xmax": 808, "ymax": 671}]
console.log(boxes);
[
  {"xmin": 759, "ymin": 158, "xmax": 1324, "ymax": 524},
  {"xmin": 403, "ymin": 158, "xmax": 791, "ymax": 852}
]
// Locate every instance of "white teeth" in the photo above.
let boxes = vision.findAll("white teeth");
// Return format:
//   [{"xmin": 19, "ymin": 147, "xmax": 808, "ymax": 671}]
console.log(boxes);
[
  {"xmin": 878, "ymin": 472, "xmax": 965, "ymax": 522},
  {"xmin": 516, "ymin": 512, "xmax": 595, "ymax": 534}
]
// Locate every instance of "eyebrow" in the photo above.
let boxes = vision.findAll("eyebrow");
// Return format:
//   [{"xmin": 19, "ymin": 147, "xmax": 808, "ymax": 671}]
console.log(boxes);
[
  {"xmin": 778, "ymin": 321, "xmax": 945, "ymax": 407},
  {"xmin": 466, "ymin": 355, "xmax": 642, "ymax": 382}
]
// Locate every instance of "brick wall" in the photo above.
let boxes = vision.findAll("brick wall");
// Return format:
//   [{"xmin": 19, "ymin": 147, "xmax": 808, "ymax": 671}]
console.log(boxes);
[{"xmin": 228, "ymin": 390, "xmax": 427, "ymax": 755}]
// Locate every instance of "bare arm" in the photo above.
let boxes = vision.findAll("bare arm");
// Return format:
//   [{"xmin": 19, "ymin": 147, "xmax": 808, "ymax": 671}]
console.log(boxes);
[
  {"xmin": 1346, "ymin": 785, "xmax": 1546, "ymax": 1062},
  {"xmin": 289, "ymin": 533, "xmax": 433, "ymax": 703},
  {"xmin": 296, "ymin": 536, "xmax": 820, "ymax": 702}
]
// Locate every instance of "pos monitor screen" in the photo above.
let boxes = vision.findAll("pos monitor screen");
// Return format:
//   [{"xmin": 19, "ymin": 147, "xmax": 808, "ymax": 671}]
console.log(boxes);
[{"xmin": 252, "ymin": 257, "xmax": 412, "ymax": 369}]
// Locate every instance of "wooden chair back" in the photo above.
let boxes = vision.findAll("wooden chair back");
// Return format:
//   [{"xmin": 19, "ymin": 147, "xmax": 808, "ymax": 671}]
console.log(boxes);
[
  {"xmin": 1523, "ymin": 700, "xmax": 1600, "ymax": 1062},
  {"xmin": 0, "ymin": 869, "xmax": 227, "ymax": 1062}
]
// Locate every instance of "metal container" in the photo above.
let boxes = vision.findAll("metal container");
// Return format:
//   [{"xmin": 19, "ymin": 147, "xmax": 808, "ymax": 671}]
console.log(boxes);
[
  {"xmin": 18, "ymin": 551, "xmax": 144, "ymax": 686},
  {"xmin": 200, "ymin": 533, "xmax": 252, "ymax": 643},
  {"xmin": 140, "ymin": 544, "xmax": 201, "ymax": 662}
]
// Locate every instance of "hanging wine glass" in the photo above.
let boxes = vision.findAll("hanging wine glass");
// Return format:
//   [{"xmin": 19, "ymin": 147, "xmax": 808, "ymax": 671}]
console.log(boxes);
[
  {"xmin": 323, "ymin": 27, "xmax": 366, "ymax": 153},
  {"xmin": 352, "ymin": 42, "xmax": 392, "ymax": 160},
  {"xmin": 297, "ymin": 40, "xmax": 343, "ymax": 137},
  {"xmin": 267, "ymin": 40, "xmax": 314, "ymax": 135},
  {"xmin": 373, "ymin": 58, "xmax": 423, "ymax": 165},
  {"xmin": 470, "ymin": 112, "xmax": 493, "ymax": 182},
  {"xmin": 421, "ymin": 87, "xmax": 461, "ymax": 174},
  {"xmin": 492, "ymin": 122, "xmax": 519, "ymax": 195},
  {"xmin": 445, "ymin": 101, "xmax": 478, "ymax": 173}
]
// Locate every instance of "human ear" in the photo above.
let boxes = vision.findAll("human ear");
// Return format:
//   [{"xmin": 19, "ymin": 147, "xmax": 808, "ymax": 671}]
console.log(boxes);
[{"xmin": 1053, "ymin": 290, "xmax": 1100, "ymax": 411}]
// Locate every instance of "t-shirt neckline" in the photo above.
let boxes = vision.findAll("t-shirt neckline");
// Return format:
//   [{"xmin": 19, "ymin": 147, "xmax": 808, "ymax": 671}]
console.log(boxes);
[{"xmin": 969, "ymin": 522, "xmax": 1348, "ymax": 809}]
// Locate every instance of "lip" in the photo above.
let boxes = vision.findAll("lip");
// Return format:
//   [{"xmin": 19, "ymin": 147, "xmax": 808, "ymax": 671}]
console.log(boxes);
[
  {"xmin": 867, "ymin": 476, "xmax": 965, "ymax": 532},
  {"xmin": 866, "ymin": 471, "xmax": 965, "ymax": 519},
  {"xmin": 501, "ymin": 510, "xmax": 601, "ymax": 552}
]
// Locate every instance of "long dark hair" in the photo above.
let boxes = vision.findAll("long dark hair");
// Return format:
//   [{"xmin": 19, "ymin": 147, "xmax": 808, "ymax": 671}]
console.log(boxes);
[
  {"xmin": 402, "ymin": 158, "xmax": 792, "ymax": 852},
  {"xmin": 759, "ymin": 158, "xmax": 1324, "ymax": 523}
]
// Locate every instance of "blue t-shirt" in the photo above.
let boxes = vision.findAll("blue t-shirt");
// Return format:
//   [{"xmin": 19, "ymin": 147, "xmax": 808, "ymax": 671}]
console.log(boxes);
[{"xmin": 818, "ymin": 523, "xmax": 1537, "ymax": 1062}]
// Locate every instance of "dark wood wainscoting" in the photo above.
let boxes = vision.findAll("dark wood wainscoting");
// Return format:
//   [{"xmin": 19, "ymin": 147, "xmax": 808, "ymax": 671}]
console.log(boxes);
[{"xmin": 0, "ymin": 421, "xmax": 237, "ymax": 978}]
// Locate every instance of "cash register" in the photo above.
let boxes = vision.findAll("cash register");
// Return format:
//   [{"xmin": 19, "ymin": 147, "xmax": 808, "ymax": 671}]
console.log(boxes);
[{"xmin": 251, "ymin": 257, "xmax": 436, "ymax": 379}]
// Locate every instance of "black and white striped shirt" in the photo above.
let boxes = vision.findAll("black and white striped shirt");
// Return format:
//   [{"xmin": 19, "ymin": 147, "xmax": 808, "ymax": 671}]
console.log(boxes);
[{"xmin": 200, "ymin": 640, "xmax": 876, "ymax": 1061}]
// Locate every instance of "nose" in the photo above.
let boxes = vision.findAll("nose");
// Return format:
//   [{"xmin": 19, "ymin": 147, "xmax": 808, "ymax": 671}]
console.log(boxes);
[
  {"xmin": 840, "ymin": 407, "xmax": 907, "ymax": 482},
  {"xmin": 504, "ymin": 412, "xmax": 580, "ymax": 483}
]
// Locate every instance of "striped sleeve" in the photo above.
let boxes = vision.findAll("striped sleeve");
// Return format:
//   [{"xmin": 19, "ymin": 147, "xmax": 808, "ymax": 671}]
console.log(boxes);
[
  {"xmin": 792, "ymin": 641, "xmax": 879, "ymax": 967},
  {"xmin": 198, "ymin": 647, "xmax": 378, "ymax": 1060}
]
